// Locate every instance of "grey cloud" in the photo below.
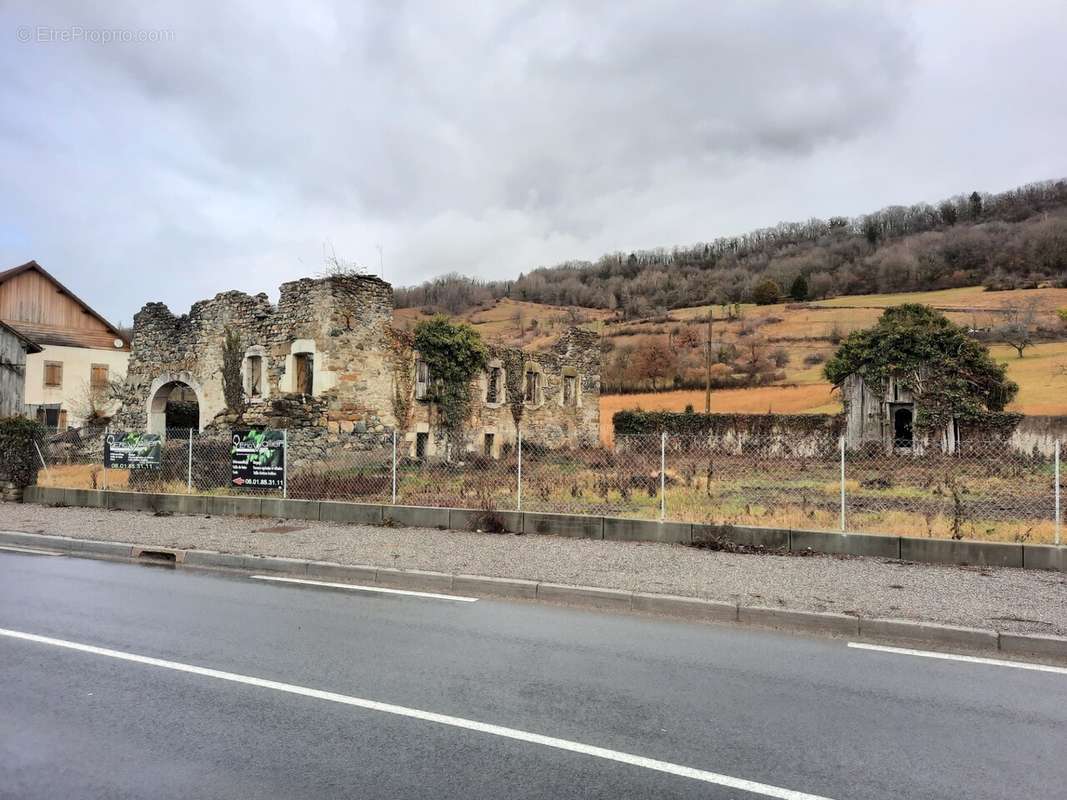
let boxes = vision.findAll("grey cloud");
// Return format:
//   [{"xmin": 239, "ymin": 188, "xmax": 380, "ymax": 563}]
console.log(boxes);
[{"xmin": 0, "ymin": 1, "xmax": 1063, "ymax": 322}]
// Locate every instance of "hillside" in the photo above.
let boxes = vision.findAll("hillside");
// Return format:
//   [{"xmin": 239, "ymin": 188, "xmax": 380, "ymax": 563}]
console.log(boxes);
[
  {"xmin": 393, "ymin": 298, "xmax": 614, "ymax": 350},
  {"xmin": 395, "ymin": 178, "xmax": 1067, "ymax": 319}
]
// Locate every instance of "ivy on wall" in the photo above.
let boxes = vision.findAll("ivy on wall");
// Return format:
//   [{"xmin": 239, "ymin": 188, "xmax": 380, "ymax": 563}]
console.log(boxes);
[
  {"xmin": 413, "ymin": 315, "xmax": 487, "ymax": 448},
  {"xmin": 221, "ymin": 327, "xmax": 246, "ymax": 415},
  {"xmin": 824, "ymin": 304, "xmax": 1018, "ymax": 432},
  {"xmin": 504, "ymin": 351, "xmax": 526, "ymax": 427},
  {"xmin": 386, "ymin": 327, "xmax": 416, "ymax": 434}
]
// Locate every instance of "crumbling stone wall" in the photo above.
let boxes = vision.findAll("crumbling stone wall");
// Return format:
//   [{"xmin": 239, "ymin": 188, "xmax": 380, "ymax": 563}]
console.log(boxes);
[
  {"xmin": 404, "ymin": 327, "xmax": 600, "ymax": 458},
  {"xmin": 116, "ymin": 274, "xmax": 600, "ymax": 464}
]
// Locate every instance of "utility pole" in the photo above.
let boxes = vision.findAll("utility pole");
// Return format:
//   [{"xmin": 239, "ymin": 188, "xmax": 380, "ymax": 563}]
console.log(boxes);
[{"xmin": 704, "ymin": 307, "xmax": 713, "ymax": 414}]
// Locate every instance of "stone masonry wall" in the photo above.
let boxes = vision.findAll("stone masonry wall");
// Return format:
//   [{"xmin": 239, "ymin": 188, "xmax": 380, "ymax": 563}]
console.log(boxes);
[
  {"xmin": 406, "ymin": 327, "xmax": 600, "ymax": 458},
  {"xmin": 116, "ymin": 274, "xmax": 600, "ymax": 465}
]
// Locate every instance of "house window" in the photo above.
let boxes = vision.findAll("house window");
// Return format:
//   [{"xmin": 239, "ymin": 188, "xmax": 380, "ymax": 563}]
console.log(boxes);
[
  {"xmin": 486, "ymin": 366, "xmax": 502, "ymax": 404},
  {"xmin": 37, "ymin": 407, "xmax": 66, "ymax": 430},
  {"xmin": 484, "ymin": 432, "xmax": 495, "ymax": 457},
  {"xmin": 563, "ymin": 374, "xmax": 577, "ymax": 407},
  {"xmin": 44, "ymin": 361, "xmax": 63, "ymax": 388},
  {"xmin": 294, "ymin": 353, "xmax": 314, "ymax": 395},
  {"xmin": 524, "ymin": 369, "xmax": 541, "ymax": 404},
  {"xmin": 415, "ymin": 431, "xmax": 429, "ymax": 459},
  {"xmin": 247, "ymin": 355, "xmax": 264, "ymax": 397},
  {"xmin": 90, "ymin": 364, "xmax": 109, "ymax": 391},
  {"xmin": 415, "ymin": 359, "xmax": 429, "ymax": 400}
]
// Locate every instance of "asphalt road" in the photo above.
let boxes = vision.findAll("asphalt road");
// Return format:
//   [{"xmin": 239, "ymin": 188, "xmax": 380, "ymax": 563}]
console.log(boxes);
[{"xmin": 1, "ymin": 550, "xmax": 1065, "ymax": 800}]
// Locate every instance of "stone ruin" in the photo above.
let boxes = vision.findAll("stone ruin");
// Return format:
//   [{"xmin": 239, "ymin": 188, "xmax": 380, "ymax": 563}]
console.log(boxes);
[{"xmin": 112, "ymin": 274, "xmax": 601, "ymax": 461}]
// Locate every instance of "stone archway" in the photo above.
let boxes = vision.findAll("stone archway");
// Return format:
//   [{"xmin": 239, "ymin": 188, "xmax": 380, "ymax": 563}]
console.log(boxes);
[{"xmin": 146, "ymin": 372, "xmax": 206, "ymax": 434}]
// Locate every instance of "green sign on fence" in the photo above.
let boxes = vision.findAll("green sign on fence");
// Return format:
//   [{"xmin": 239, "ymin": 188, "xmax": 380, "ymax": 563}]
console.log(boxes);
[{"xmin": 231, "ymin": 429, "xmax": 285, "ymax": 489}]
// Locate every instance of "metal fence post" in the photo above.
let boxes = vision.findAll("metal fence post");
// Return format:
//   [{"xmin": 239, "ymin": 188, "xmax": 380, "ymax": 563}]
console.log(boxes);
[
  {"xmin": 33, "ymin": 440, "xmax": 52, "ymax": 485},
  {"xmin": 391, "ymin": 429, "xmax": 398, "ymax": 505},
  {"xmin": 1056, "ymin": 439, "xmax": 1061, "ymax": 547},
  {"xmin": 282, "ymin": 429, "xmax": 288, "ymax": 499},
  {"xmin": 516, "ymin": 427, "xmax": 523, "ymax": 512},
  {"xmin": 187, "ymin": 428, "xmax": 193, "ymax": 493},
  {"xmin": 660, "ymin": 431, "xmax": 667, "ymax": 522},
  {"xmin": 102, "ymin": 427, "xmax": 109, "ymax": 492},
  {"xmin": 839, "ymin": 436, "xmax": 846, "ymax": 533}
]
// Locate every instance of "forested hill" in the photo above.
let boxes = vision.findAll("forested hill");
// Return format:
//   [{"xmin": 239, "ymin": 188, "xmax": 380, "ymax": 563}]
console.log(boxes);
[{"xmin": 395, "ymin": 179, "xmax": 1067, "ymax": 319}]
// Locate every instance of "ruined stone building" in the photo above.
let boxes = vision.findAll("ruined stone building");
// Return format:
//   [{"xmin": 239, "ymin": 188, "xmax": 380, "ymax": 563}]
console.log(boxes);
[
  {"xmin": 842, "ymin": 373, "xmax": 958, "ymax": 453},
  {"xmin": 113, "ymin": 274, "xmax": 600, "ymax": 460}
]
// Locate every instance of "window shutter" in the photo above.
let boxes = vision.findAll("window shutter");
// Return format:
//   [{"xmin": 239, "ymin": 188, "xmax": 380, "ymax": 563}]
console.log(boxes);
[{"xmin": 91, "ymin": 364, "xmax": 109, "ymax": 390}]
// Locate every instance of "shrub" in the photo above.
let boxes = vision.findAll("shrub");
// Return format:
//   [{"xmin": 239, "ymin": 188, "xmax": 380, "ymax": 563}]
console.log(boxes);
[
  {"xmin": 752, "ymin": 279, "xmax": 782, "ymax": 305},
  {"xmin": 0, "ymin": 417, "xmax": 47, "ymax": 488}
]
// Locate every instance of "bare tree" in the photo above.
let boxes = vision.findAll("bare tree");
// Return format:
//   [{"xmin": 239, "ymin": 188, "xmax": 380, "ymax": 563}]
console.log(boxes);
[
  {"xmin": 994, "ymin": 301, "xmax": 1039, "ymax": 358},
  {"xmin": 319, "ymin": 243, "xmax": 368, "ymax": 278},
  {"xmin": 633, "ymin": 339, "xmax": 676, "ymax": 391},
  {"xmin": 67, "ymin": 377, "xmax": 125, "ymax": 424}
]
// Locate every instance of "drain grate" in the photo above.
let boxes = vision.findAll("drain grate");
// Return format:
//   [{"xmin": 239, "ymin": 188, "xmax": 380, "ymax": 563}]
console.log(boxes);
[{"xmin": 135, "ymin": 549, "xmax": 178, "ymax": 564}]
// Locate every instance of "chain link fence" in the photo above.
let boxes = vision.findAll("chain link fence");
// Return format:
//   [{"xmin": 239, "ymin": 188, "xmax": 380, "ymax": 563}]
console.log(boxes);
[{"xmin": 30, "ymin": 427, "xmax": 1065, "ymax": 545}]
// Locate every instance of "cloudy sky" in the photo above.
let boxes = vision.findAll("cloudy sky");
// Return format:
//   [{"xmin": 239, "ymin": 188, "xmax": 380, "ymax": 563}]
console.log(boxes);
[{"xmin": 1, "ymin": 1, "xmax": 1065, "ymax": 324}]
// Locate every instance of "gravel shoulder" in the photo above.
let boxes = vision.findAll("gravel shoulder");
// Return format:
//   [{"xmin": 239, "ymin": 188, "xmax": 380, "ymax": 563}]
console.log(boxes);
[{"xmin": 2, "ymin": 503, "xmax": 1065, "ymax": 635}]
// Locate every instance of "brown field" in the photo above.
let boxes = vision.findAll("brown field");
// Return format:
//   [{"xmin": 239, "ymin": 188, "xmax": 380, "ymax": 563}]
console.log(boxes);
[
  {"xmin": 600, "ymin": 340, "xmax": 1067, "ymax": 444},
  {"xmin": 599, "ymin": 385, "xmax": 842, "ymax": 444}
]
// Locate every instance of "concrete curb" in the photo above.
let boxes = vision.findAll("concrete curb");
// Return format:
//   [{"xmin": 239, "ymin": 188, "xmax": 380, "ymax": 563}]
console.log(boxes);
[
  {"xmin": 22, "ymin": 485, "xmax": 1067, "ymax": 573},
  {"xmin": 3, "ymin": 529, "xmax": 1065, "ymax": 664}
]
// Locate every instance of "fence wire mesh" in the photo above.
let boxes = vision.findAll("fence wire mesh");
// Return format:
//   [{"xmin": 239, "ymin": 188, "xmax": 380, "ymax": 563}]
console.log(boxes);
[{"xmin": 31, "ymin": 427, "xmax": 1064, "ymax": 545}]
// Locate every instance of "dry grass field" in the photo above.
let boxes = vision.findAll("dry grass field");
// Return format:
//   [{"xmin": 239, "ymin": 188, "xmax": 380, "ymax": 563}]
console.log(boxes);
[
  {"xmin": 599, "ymin": 343, "xmax": 1067, "ymax": 443},
  {"xmin": 599, "ymin": 385, "xmax": 841, "ymax": 444}
]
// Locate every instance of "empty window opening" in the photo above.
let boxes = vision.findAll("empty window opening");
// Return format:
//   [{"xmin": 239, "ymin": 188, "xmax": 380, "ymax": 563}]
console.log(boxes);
[
  {"xmin": 893, "ymin": 407, "xmax": 913, "ymax": 448},
  {"xmin": 563, "ymin": 375, "xmax": 577, "ymax": 407},
  {"xmin": 247, "ymin": 355, "xmax": 264, "ymax": 396},
  {"xmin": 484, "ymin": 433, "xmax": 495, "ymax": 457},
  {"xmin": 486, "ymin": 367, "xmax": 502, "ymax": 404},
  {"xmin": 415, "ymin": 431, "xmax": 429, "ymax": 459},
  {"xmin": 294, "ymin": 353, "xmax": 314, "ymax": 395},
  {"xmin": 524, "ymin": 369, "xmax": 541, "ymax": 403}
]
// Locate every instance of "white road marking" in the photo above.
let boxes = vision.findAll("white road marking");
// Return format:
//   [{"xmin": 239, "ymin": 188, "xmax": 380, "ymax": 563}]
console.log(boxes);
[
  {"xmin": 0, "ymin": 544, "xmax": 62, "ymax": 556},
  {"xmin": 0, "ymin": 627, "xmax": 832, "ymax": 800},
  {"xmin": 848, "ymin": 642, "xmax": 1067, "ymax": 675},
  {"xmin": 248, "ymin": 574, "xmax": 478, "ymax": 602}
]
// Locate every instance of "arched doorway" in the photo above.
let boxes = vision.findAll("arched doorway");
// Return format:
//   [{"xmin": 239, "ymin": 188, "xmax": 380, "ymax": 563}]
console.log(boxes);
[
  {"xmin": 893, "ymin": 407, "xmax": 913, "ymax": 449},
  {"xmin": 147, "ymin": 374, "xmax": 205, "ymax": 434}
]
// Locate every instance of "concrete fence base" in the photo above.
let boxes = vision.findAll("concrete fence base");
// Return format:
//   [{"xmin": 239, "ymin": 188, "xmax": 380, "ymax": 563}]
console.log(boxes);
[{"xmin": 21, "ymin": 485, "xmax": 1066, "ymax": 572}]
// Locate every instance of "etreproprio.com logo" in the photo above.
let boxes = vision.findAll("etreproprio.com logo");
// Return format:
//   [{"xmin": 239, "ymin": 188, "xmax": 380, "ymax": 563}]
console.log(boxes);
[{"xmin": 17, "ymin": 25, "xmax": 175, "ymax": 44}]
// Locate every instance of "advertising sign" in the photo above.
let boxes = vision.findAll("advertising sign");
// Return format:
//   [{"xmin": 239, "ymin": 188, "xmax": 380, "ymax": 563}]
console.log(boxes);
[
  {"xmin": 104, "ymin": 432, "xmax": 162, "ymax": 469},
  {"xmin": 231, "ymin": 429, "xmax": 285, "ymax": 489}
]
